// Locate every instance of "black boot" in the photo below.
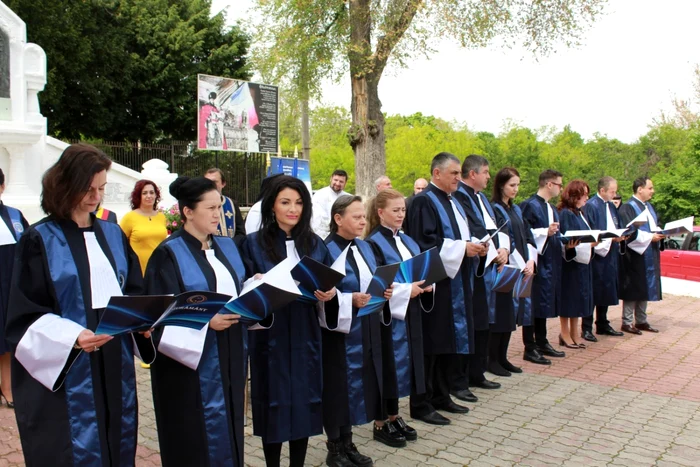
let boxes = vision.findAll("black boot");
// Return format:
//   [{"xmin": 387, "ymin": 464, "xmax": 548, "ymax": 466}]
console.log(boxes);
[
  {"xmin": 326, "ymin": 439, "xmax": 354, "ymax": 467},
  {"xmin": 342, "ymin": 432, "xmax": 373, "ymax": 466},
  {"xmin": 499, "ymin": 332, "xmax": 522, "ymax": 374},
  {"xmin": 487, "ymin": 332, "xmax": 511, "ymax": 377}
]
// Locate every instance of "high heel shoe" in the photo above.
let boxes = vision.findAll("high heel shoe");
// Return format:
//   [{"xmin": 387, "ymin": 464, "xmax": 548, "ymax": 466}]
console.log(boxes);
[
  {"xmin": 558, "ymin": 334, "xmax": 579, "ymax": 349},
  {"xmin": 573, "ymin": 341, "xmax": 587, "ymax": 349},
  {"xmin": 0, "ymin": 388, "xmax": 14, "ymax": 409}
]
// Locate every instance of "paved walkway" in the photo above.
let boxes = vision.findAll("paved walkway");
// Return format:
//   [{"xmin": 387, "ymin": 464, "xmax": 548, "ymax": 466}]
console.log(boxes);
[{"xmin": 1, "ymin": 294, "xmax": 700, "ymax": 466}]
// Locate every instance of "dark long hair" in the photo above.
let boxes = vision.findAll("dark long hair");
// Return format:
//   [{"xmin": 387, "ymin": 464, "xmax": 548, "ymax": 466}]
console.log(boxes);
[
  {"xmin": 130, "ymin": 179, "xmax": 161, "ymax": 209},
  {"xmin": 258, "ymin": 175, "xmax": 316, "ymax": 262},
  {"xmin": 557, "ymin": 179, "xmax": 590, "ymax": 213},
  {"xmin": 491, "ymin": 167, "xmax": 520, "ymax": 206},
  {"xmin": 41, "ymin": 143, "xmax": 112, "ymax": 220},
  {"xmin": 169, "ymin": 176, "xmax": 218, "ymax": 224}
]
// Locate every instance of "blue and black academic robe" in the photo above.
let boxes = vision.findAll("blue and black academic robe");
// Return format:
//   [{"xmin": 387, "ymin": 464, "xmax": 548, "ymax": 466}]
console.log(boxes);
[
  {"xmin": 618, "ymin": 198, "xmax": 663, "ymax": 302},
  {"xmin": 321, "ymin": 234, "xmax": 386, "ymax": 427},
  {"xmin": 558, "ymin": 208, "xmax": 594, "ymax": 318},
  {"xmin": 217, "ymin": 195, "xmax": 246, "ymax": 241},
  {"xmin": 404, "ymin": 183, "xmax": 473, "ymax": 355},
  {"xmin": 492, "ymin": 201, "xmax": 534, "ymax": 330},
  {"xmin": 7, "ymin": 216, "xmax": 154, "ymax": 467},
  {"xmin": 144, "ymin": 229, "xmax": 247, "ymax": 467},
  {"xmin": 453, "ymin": 182, "xmax": 497, "ymax": 331},
  {"xmin": 365, "ymin": 226, "xmax": 426, "ymax": 400},
  {"xmin": 584, "ymin": 195, "xmax": 625, "ymax": 306},
  {"xmin": 243, "ymin": 230, "xmax": 327, "ymax": 443},
  {"xmin": 520, "ymin": 195, "xmax": 562, "ymax": 319},
  {"xmin": 0, "ymin": 202, "xmax": 28, "ymax": 354}
]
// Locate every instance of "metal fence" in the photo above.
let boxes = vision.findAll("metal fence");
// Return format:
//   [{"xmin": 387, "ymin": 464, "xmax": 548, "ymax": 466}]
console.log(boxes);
[{"xmin": 68, "ymin": 140, "xmax": 294, "ymax": 206}]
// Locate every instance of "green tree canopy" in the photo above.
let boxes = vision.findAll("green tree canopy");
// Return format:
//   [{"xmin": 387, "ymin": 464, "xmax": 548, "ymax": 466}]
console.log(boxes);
[{"xmin": 8, "ymin": 0, "xmax": 250, "ymax": 141}]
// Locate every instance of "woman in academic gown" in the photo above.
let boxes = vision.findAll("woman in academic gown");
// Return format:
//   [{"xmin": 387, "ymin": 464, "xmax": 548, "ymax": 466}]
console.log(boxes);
[
  {"xmin": 144, "ymin": 176, "xmax": 247, "ymax": 467},
  {"xmin": 557, "ymin": 179, "xmax": 596, "ymax": 349},
  {"xmin": 242, "ymin": 175, "xmax": 335, "ymax": 467},
  {"xmin": 364, "ymin": 189, "xmax": 432, "ymax": 447},
  {"xmin": 6, "ymin": 144, "xmax": 155, "ymax": 467},
  {"xmin": 321, "ymin": 195, "xmax": 393, "ymax": 467},
  {"xmin": 0, "ymin": 168, "xmax": 29, "ymax": 408},
  {"xmin": 489, "ymin": 168, "xmax": 536, "ymax": 376}
]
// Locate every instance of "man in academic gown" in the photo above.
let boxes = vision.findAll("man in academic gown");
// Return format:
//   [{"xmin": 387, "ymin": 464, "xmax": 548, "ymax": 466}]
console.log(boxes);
[
  {"xmin": 617, "ymin": 176, "xmax": 664, "ymax": 334},
  {"xmin": 581, "ymin": 176, "xmax": 626, "ymax": 341},
  {"xmin": 519, "ymin": 170, "xmax": 567, "ymax": 365},
  {"xmin": 451, "ymin": 155, "xmax": 506, "ymax": 400},
  {"xmin": 405, "ymin": 152, "xmax": 485, "ymax": 425},
  {"xmin": 204, "ymin": 168, "xmax": 246, "ymax": 241}
]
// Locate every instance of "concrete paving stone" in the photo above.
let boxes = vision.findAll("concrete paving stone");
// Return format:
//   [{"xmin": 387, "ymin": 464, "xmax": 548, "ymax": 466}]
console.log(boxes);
[{"xmin": 657, "ymin": 453, "xmax": 699, "ymax": 467}]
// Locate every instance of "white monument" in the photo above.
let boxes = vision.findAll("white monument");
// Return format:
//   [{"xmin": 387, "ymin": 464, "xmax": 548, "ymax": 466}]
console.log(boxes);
[{"xmin": 0, "ymin": 3, "xmax": 177, "ymax": 223}]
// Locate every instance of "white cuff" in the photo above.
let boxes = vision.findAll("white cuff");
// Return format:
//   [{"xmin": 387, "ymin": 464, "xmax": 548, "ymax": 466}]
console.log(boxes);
[
  {"xmin": 594, "ymin": 239, "xmax": 612, "ymax": 257},
  {"xmin": 573, "ymin": 243, "xmax": 593, "ymax": 264},
  {"xmin": 318, "ymin": 291, "xmax": 353, "ymax": 334},
  {"xmin": 629, "ymin": 230, "xmax": 653, "ymax": 255},
  {"xmin": 388, "ymin": 283, "xmax": 411, "ymax": 321},
  {"xmin": 15, "ymin": 314, "xmax": 85, "ymax": 391},
  {"xmin": 158, "ymin": 324, "xmax": 209, "ymax": 370},
  {"xmin": 439, "ymin": 239, "xmax": 466, "ymax": 279}
]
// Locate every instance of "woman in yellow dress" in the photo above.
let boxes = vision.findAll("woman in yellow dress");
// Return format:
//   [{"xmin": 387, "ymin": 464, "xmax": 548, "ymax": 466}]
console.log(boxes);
[{"xmin": 120, "ymin": 179, "xmax": 168, "ymax": 368}]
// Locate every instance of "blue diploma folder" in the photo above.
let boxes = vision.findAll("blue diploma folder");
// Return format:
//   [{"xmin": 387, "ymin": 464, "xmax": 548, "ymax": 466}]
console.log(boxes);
[
  {"xmin": 357, "ymin": 262, "xmax": 401, "ymax": 317},
  {"xmin": 222, "ymin": 282, "xmax": 301, "ymax": 322},
  {"xmin": 513, "ymin": 273, "xmax": 533, "ymax": 298},
  {"xmin": 395, "ymin": 247, "xmax": 447, "ymax": 287},
  {"xmin": 291, "ymin": 256, "xmax": 345, "ymax": 303},
  {"xmin": 492, "ymin": 265, "xmax": 520, "ymax": 293},
  {"xmin": 96, "ymin": 291, "xmax": 232, "ymax": 336}
]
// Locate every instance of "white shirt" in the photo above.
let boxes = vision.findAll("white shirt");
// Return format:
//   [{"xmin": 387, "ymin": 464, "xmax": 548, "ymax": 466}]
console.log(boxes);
[{"xmin": 311, "ymin": 186, "xmax": 349, "ymax": 239}]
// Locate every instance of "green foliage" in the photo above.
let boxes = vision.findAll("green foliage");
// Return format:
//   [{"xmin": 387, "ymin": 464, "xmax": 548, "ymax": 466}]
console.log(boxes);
[
  {"xmin": 300, "ymin": 105, "xmax": 700, "ymax": 224},
  {"xmin": 8, "ymin": 0, "xmax": 250, "ymax": 141}
]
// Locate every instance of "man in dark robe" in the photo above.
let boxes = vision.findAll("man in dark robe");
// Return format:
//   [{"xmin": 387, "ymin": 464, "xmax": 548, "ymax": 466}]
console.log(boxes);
[
  {"xmin": 617, "ymin": 176, "xmax": 664, "ymax": 334},
  {"xmin": 451, "ymin": 155, "xmax": 506, "ymax": 399},
  {"xmin": 582, "ymin": 176, "xmax": 626, "ymax": 341},
  {"xmin": 405, "ymin": 152, "xmax": 485, "ymax": 425},
  {"xmin": 519, "ymin": 170, "xmax": 567, "ymax": 364}
]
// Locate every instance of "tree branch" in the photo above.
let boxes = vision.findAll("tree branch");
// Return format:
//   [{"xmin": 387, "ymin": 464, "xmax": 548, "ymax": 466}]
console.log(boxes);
[{"xmin": 372, "ymin": 0, "xmax": 423, "ymax": 79}]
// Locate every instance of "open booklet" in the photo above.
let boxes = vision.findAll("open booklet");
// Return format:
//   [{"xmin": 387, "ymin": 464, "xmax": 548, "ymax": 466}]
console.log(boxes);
[
  {"xmin": 492, "ymin": 249, "xmax": 533, "ymax": 297},
  {"xmin": 357, "ymin": 262, "xmax": 401, "ymax": 317},
  {"xmin": 560, "ymin": 230, "xmax": 599, "ymax": 243},
  {"xmin": 291, "ymin": 255, "xmax": 346, "ymax": 303},
  {"xmin": 395, "ymin": 247, "xmax": 448, "ymax": 289},
  {"xmin": 96, "ymin": 291, "xmax": 233, "ymax": 336},
  {"xmin": 653, "ymin": 216, "xmax": 694, "ymax": 236},
  {"xmin": 222, "ymin": 259, "xmax": 302, "ymax": 322}
]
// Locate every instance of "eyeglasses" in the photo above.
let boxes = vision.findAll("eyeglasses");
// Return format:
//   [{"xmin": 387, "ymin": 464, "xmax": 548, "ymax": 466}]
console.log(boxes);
[{"xmin": 550, "ymin": 182, "xmax": 563, "ymax": 188}]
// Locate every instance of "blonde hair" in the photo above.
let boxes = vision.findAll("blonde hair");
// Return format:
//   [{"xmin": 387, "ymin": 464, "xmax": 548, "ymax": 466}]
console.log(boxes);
[{"xmin": 364, "ymin": 188, "xmax": 406, "ymax": 238}]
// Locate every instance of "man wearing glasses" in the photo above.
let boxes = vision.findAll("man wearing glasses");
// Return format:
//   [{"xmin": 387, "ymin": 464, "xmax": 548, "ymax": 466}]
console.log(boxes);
[{"xmin": 519, "ymin": 170, "xmax": 567, "ymax": 365}]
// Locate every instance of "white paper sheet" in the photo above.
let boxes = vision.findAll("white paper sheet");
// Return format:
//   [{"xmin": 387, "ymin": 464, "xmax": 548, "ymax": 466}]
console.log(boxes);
[{"xmin": 0, "ymin": 220, "xmax": 17, "ymax": 245}]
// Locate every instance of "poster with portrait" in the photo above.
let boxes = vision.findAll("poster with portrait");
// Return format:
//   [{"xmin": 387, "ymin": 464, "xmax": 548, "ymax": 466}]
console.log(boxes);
[{"xmin": 197, "ymin": 74, "xmax": 279, "ymax": 153}]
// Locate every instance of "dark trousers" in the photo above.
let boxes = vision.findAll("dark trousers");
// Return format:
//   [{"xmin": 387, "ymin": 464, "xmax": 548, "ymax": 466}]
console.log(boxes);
[
  {"xmin": 522, "ymin": 317, "xmax": 549, "ymax": 352},
  {"xmin": 582, "ymin": 306, "xmax": 610, "ymax": 333},
  {"xmin": 262, "ymin": 438, "xmax": 309, "ymax": 467},
  {"xmin": 446, "ymin": 329, "xmax": 489, "ymax": 390},
  {"xmin": 410, "ymin": 354, "xmax": 451, "ymax": 417}
]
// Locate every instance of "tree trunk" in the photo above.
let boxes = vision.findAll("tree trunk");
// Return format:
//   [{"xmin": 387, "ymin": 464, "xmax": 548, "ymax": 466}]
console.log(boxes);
[{"xmin": 349, "ymin": 74, "xmax": 385, "ymax": 199}]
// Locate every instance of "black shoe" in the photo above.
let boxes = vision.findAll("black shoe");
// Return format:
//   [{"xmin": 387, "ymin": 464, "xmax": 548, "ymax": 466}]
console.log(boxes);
[
  {"xmin": 326, "ymin": 440, "xmax": 355, "ymax": 467},
  {"xmin": 342, "ymin": 434, "xmax": 373, "ymax": 466},
  {"xmin": 487, "ymin": 360, "xmax": 511, "ymax": 377},
  {"xmin": 434, "ymin": 400, "xmax": 470, "ymax": 414},
  {"xmin": 524, "ymin": 349, "xmax": 552, "ymax": 365},
  {"xmin": 581, "ymin": 330, "xmax": 598, "ymax": 342},
  {"xmin": 472, "ymin": 379, "xmax": 501, "ymax": 390},
  {"xmin": 391, "ymin": 417, "xmax": 417, "ymax": 441},
  {"xmin": 450, "ymin": 389, "xmax": 478, "ymax": 403},
  {"xmin": 501, "ymin": 359, "xmax": 523, "ymax": 374},
  {"xmin": 373, "ymin": 422, "xmax": 407, "ymax": 448},
  {"xmin": 412, "ymin": 410, "xmax": 451, "ymax": 425},
  {"xmin": 597, "ymin": 326, "xmax": 624, "ymax": 337},
  {"xmin": 537, "ymin": 343, "xmax": 565, "ymax": 358}
]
